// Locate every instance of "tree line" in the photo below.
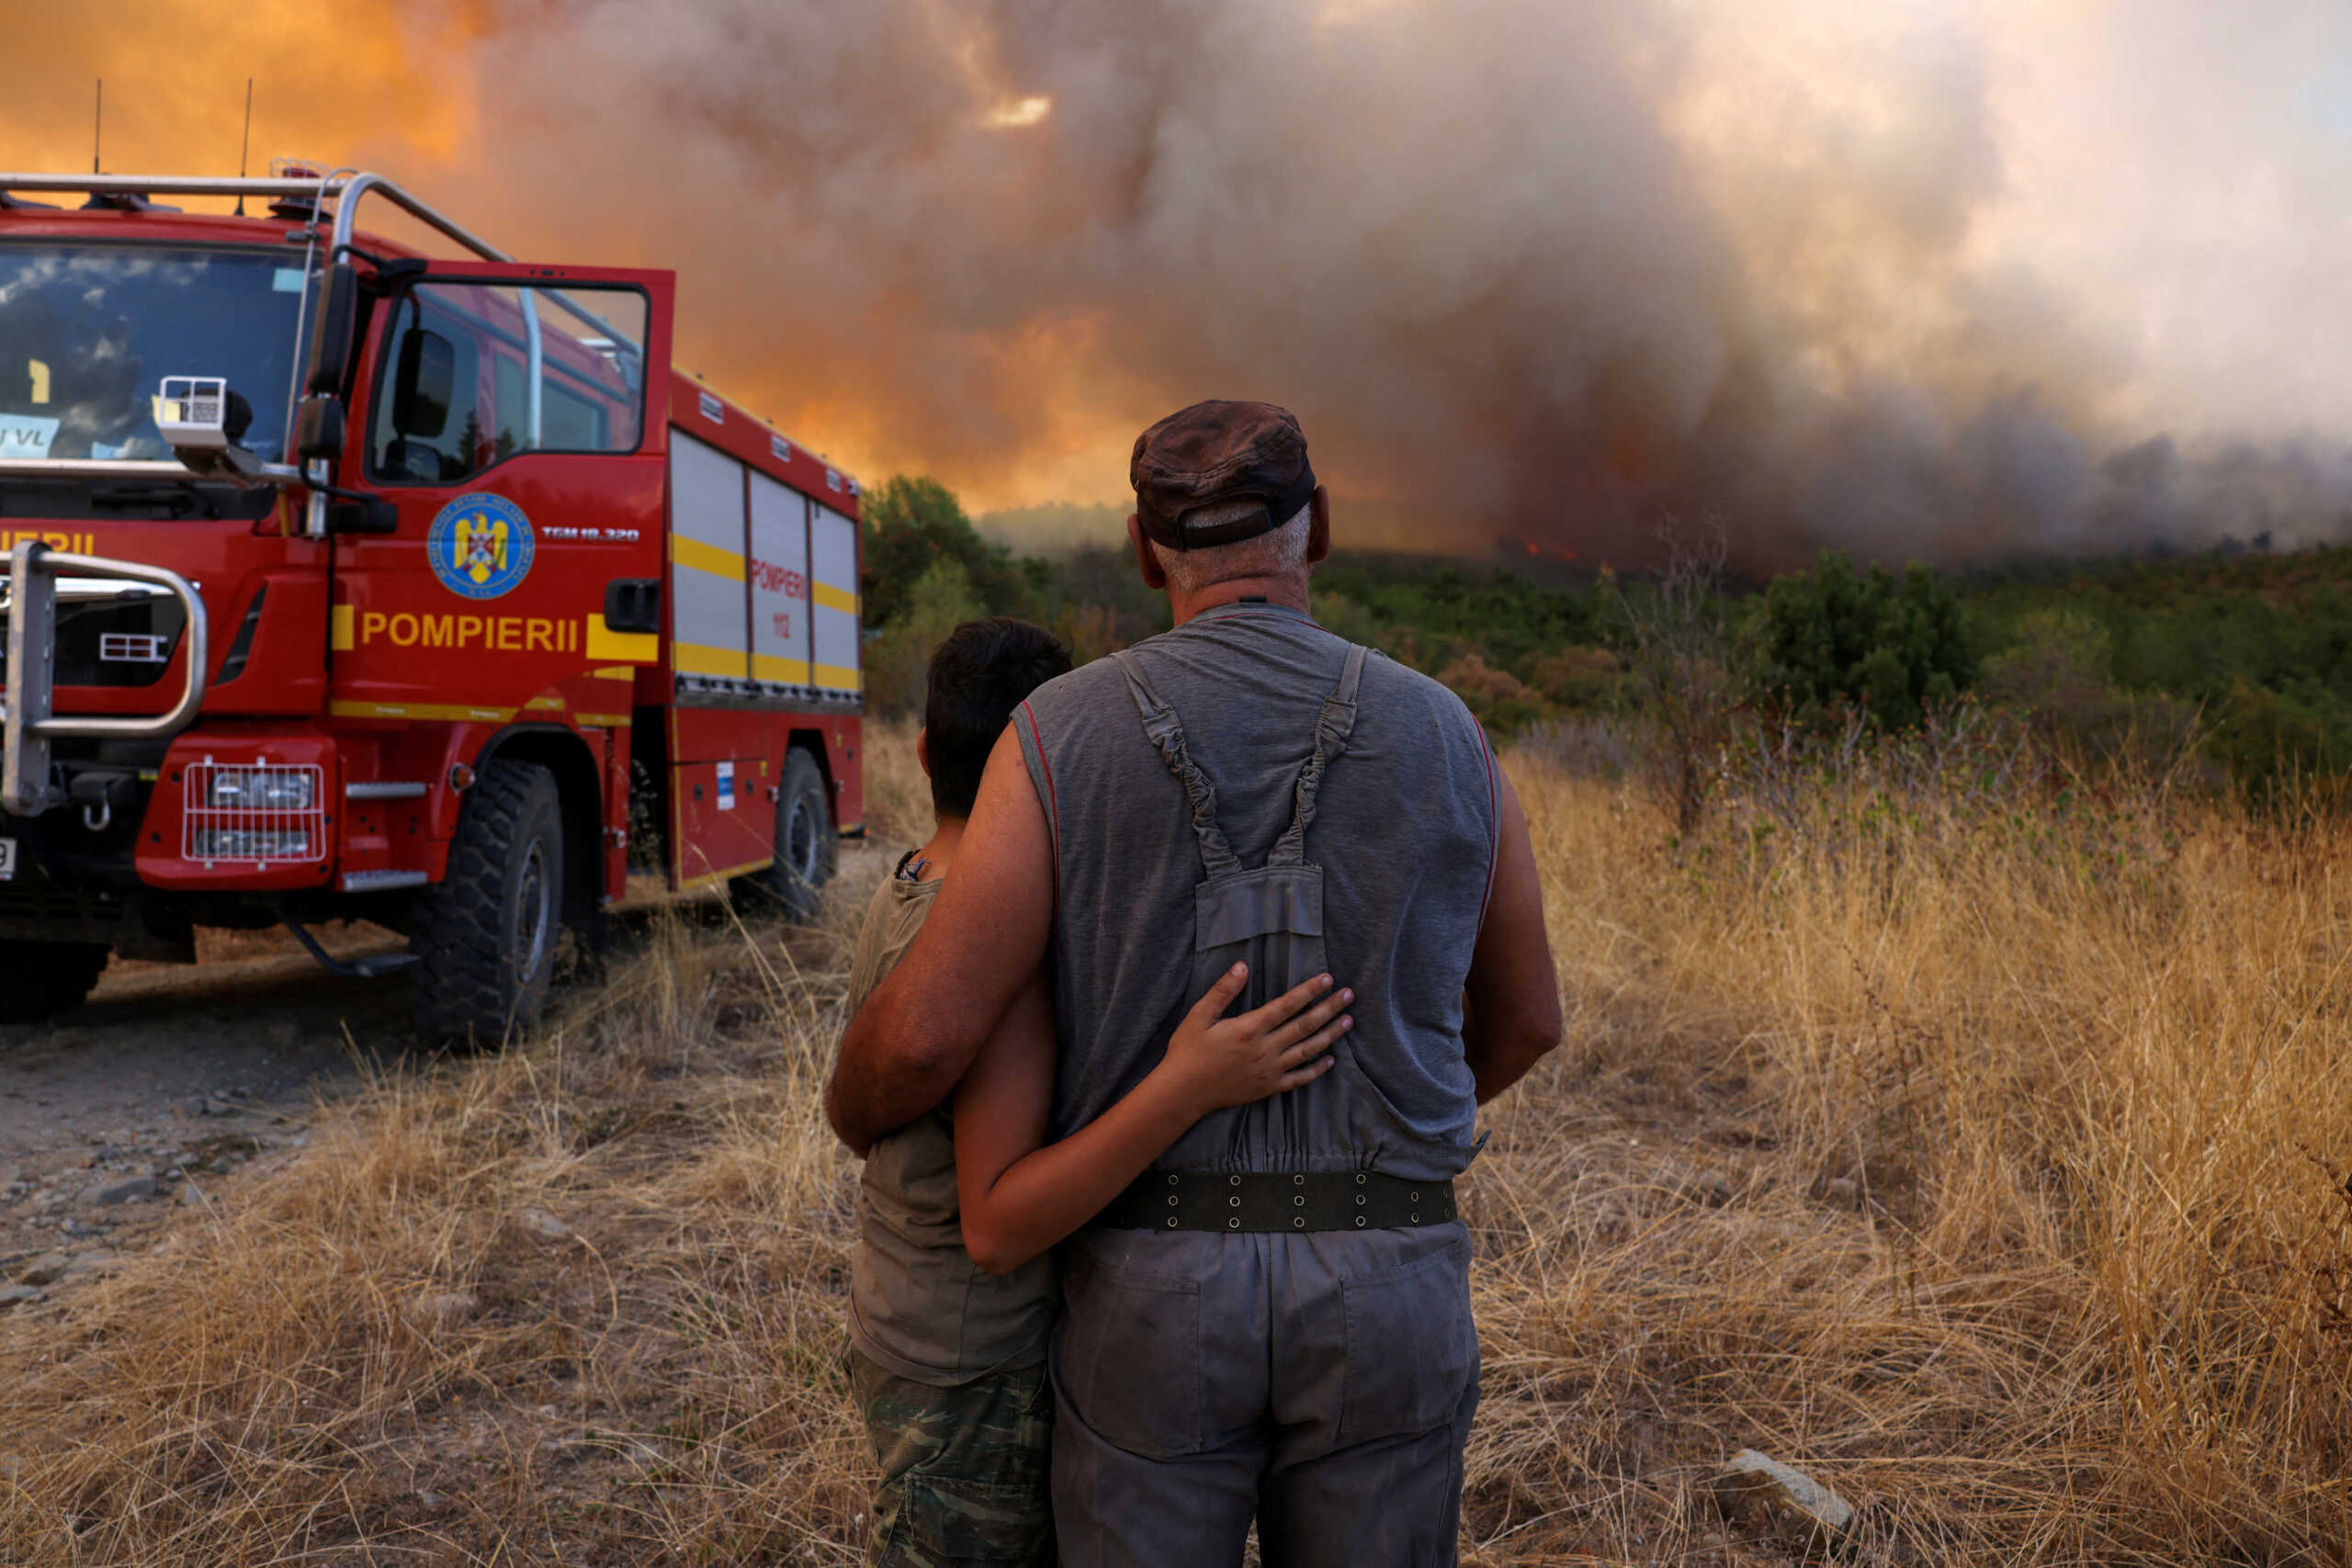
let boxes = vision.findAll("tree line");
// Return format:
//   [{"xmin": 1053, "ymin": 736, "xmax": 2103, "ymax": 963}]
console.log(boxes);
[{"xmin": 861, "ymin": 475, "xmax": 2352, "ymax": 800}]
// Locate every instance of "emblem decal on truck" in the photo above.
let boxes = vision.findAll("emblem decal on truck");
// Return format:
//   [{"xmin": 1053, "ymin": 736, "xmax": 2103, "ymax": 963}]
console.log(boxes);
[{"xmin": 426, "ymin": 492, "xmax": 536, "ymax": 601}]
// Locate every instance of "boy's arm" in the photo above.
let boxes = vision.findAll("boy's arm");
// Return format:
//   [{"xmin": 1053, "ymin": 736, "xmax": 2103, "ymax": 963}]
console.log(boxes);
[
  {"xmin": 826, "ymin": 730, "xmax": 1055, "ymax": 1154},
  {"xmin": 955, "ymin": 966, "xmax": 1354, "ymax": 1276}
]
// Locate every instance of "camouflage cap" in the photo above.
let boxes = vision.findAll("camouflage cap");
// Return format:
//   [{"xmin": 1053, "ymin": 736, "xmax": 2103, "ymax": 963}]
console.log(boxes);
[{"xmin": 1129, "ymin": 400, "xmax": 1317, "ymax": 551}]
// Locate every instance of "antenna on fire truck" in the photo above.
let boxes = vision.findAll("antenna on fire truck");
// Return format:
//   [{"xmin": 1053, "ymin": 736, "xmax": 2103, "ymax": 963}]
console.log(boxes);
[
  {"xmin": 91, "ymin": 79, "xmax": 102, "ymax": 175},
  {"xmin": 234, "ymin": 80, "xmax": 253, "ymax": 216}
]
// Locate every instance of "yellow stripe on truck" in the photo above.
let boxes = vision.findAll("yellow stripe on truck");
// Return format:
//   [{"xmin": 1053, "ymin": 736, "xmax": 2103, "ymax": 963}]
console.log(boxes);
[
  {"xmin": 329, "ymin": 699, "xmax": 518, "ymax": 723},
  {"xmin": 811, "ymin": 581, "xmax": 858, "ymax": 615},
  {"xmin": 673, "ymin": 641, "xmax": 748, "ymax": 678},
  {"xmin": 583, "ymin": 617, "xmax": 659, "ymax": 663},
  {"xmin": 812, "ymin": 660, "xmax": 863, "ymax": 692},
  {"xmin": 752, "ymin": 652, "xmax": 813, "ymax": 683},
  {"xmin": 671, "ymin": 534, "xmax": 745, "ymax": 582}
]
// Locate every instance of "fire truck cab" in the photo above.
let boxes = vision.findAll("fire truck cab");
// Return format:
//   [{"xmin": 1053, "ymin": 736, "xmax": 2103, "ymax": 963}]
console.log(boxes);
[{"xmin": 0, "ymin": 170, "xmax": 864, "ymax": 1039}]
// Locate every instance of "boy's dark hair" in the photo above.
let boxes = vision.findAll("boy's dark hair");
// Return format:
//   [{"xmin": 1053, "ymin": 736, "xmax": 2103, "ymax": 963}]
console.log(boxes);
[{"xmin": 925, "ymin": 617, "xmax": 1072, "ymax": 818}]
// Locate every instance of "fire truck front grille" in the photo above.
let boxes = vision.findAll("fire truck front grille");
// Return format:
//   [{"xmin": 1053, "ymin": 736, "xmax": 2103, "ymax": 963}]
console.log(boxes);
[
  {"xmin": 181, "ymin": 761, "xmax": 326, "ymax": 867},
  {"xmin": 0, "ymin": 594, "xmax": 189, "ymax": 688}
]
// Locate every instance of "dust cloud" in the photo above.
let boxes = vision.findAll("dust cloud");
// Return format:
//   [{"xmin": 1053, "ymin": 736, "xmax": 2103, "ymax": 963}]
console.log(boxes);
[{"xmin": 9, "ymin": 0, "xmax": 2352, "ymax": 567}]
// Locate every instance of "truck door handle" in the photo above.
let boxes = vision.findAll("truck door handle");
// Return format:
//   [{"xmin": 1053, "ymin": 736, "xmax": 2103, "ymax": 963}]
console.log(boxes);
[{"xmin": 604, "ymin": 579, "xmax": 660, "ymax": 634}]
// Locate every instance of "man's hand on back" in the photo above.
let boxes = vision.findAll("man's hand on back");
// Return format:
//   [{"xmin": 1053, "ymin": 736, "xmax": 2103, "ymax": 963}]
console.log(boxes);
[
  {"xmin": 826, "ymin": 728, "xmax": 1057, "ymax": 1154},
  {"xmin": 1462, "ymin": 765, "xmax": 1563, "ymax": 1103}
]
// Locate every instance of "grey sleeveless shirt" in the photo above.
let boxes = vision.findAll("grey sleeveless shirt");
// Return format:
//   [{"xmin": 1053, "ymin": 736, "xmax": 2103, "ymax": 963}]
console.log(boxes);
[{"xmin": 1014, "ymin": 604, "xmax": 1498, "ymax": 1181}]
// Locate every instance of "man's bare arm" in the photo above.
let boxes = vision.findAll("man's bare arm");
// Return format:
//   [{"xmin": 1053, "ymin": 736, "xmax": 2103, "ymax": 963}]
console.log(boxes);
[
  {"xmin": 825, "ymin": 728, "xmax": 1055, "ymax": 1154},
  {"xmin": 1462, "ymin": 765, "xmax": 1562, "ymax": 1103}
]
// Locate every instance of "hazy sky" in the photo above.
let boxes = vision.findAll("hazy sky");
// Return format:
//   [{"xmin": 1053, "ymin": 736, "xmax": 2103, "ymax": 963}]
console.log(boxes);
[{"xmin": 8, "ymin": 0, "xmax": 2351, "ymax": 561}]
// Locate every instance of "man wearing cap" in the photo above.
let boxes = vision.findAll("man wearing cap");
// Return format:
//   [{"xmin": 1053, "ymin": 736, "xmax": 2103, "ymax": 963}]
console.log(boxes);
[{"xmin": 829, "ymin": 400, "xmax": 1563, "ymax": 1564}]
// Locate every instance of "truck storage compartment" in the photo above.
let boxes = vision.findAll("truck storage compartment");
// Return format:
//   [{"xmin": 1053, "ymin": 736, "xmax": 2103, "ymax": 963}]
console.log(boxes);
[
  {"xmin": 667, "ymin": 430, "xmax": 751, "ymax": 693},
  {"xmin": 749, "ymin": 469, "xmax": 814, "ymax": 694},
  {"xmin": 810, "ymin": 501, "xmax": 859, "ymax": 698}
]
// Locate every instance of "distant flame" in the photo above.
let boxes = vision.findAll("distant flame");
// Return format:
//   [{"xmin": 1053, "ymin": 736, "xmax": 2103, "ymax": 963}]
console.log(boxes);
[{"xmin": 983, "ymin": 95, "xmax": 1052, "ymax": 129}]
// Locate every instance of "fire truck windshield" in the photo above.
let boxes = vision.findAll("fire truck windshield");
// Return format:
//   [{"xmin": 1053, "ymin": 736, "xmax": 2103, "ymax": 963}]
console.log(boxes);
[{"xmin": 0, "ymin": 243, "xmax": 303, "ymax": 466}]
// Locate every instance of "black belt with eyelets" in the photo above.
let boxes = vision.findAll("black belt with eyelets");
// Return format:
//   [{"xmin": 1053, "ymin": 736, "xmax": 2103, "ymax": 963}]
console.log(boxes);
[{"xmin": 1099, "ymin": 1169, "xmax": 1458, "ymax": 1233}]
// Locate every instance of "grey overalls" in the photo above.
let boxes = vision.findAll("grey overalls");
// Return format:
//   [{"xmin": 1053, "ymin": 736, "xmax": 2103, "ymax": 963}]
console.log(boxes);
[{"xmin": 1017, "ymin": 612, "xmax": 1493, "ymax": 1568}]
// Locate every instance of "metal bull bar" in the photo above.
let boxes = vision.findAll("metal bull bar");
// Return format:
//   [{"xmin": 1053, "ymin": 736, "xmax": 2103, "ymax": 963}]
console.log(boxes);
[{"xmin": 2, "ymin": 541, "xmax": 209, "ymax": 817}]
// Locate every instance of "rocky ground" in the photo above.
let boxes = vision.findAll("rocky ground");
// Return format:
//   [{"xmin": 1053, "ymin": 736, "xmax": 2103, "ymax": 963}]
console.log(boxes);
[{"xmin": 0, "ymin": 923, "xmax": 417, "ymax": 1310}]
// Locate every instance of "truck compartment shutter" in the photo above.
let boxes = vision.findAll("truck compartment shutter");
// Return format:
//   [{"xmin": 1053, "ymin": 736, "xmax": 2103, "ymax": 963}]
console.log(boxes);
[
  {"xmin": 668, "ymin": 431, "xmax": 750, "ymax": 689},
  {"xmin": 809, "ymin": 502, "xmax": 861, "ymax": 697},
  {"xmin": 749, "ymin": 470, "xmax": 814, "ymax": 694}
]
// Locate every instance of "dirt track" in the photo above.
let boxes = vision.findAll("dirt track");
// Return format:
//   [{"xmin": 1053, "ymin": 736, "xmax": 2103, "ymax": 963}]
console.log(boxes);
[
  {"xmin": 0, "ymin": 925, "xmax": 420, "ymax": 1280},
  {"xmin": 0, "ymin": 861, "xmax": 881, "ymax": 1292}
]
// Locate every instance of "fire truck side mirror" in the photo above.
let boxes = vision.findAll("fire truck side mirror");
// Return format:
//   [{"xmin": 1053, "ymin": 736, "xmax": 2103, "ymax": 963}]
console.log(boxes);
[
  {"xmin": 294, "ymin": 394, "xmax": 345, "ymax": 460},
  {"xmin": 305, "ymin": 262, "xmax": 362, "ymax": 397}
]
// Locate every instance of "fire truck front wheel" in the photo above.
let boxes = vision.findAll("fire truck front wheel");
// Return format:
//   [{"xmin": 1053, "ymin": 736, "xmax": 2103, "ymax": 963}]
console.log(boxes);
[
  {"xmin": 0, "ymin": 941, "xmax": 111, "ymax": 1025},
  {"xmin": 410, "ymin": 760, "xmax": 566, "ymax": 1045}
]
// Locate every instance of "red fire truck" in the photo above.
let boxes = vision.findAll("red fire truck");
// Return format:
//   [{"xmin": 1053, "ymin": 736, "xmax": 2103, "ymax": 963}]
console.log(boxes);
[{"xmin": 0, "ymin": 169, "xmax": 864, "ymax": 1038}]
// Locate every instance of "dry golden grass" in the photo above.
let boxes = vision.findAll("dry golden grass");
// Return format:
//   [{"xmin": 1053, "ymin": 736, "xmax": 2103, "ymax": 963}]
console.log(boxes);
[{"xmin": 2, "ymin": 723, "xmax": 2347, "ymax": 1564}]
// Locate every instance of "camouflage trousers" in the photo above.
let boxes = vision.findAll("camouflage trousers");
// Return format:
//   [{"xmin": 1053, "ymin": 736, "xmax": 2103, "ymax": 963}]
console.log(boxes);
[{"xmin": 850, "ymin": 1348, "xmax": 1056, "ymax": 1568}]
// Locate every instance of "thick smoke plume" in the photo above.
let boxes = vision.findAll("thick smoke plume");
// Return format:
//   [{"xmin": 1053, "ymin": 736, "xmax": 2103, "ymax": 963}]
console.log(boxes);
[{"xmin": 12, "ymin": 0, "xmax": 2352, "ymax": 566}]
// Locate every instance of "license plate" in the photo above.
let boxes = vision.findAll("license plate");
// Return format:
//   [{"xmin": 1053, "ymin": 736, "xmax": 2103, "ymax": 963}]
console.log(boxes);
[{"xmin": 0, "ymin": 838, "xmax": 14, "ymax": 880}]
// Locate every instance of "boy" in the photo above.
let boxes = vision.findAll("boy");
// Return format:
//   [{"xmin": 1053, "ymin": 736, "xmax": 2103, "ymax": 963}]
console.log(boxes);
[{"xmin": 837, "ymin": 617, "xmax": 1354, "ymax": 1566}]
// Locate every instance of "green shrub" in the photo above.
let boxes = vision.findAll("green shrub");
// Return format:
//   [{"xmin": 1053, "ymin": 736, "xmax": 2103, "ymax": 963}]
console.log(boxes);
[
  {"xmin": 861, "ymin": 476, "xmax": 1034, "ymax": 628},
  {"xmin": 1757, "ymin": 551, "xmax": 1974, "ymax": 729},
  {"xmin": 863, "ymin": 558, "xmax": 987, "ymax": 717}
]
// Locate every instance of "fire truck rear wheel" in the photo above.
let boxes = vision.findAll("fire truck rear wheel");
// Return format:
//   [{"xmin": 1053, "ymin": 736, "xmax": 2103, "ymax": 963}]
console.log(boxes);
[
  {"xmin": 410, "ymin": 760, "xmax": 566, "ymax": 1045},
  {"xmin": 755, "ymin": 749, "xmax": 835, "ymax": 921},
  {"xmin": 0, "ymin": 941, "xmax": 110, "ymax": 1025}
]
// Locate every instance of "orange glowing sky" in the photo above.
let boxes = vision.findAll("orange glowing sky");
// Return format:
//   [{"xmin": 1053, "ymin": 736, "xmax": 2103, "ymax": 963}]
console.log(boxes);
[{"xmin": 11, "ymin": 1, "xmax": 2352, "ymax": 558}]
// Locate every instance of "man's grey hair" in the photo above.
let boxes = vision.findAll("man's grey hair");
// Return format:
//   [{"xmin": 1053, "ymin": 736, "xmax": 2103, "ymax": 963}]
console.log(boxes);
[{"xmin": 1148, "ymin": 500, "xmax": 1311, "ymax": 595}]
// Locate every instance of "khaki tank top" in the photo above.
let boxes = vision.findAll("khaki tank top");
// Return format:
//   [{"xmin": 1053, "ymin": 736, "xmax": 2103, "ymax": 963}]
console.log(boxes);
[{"xmin": 840, "ymin": 866, "xmax": 1057, "ymax": 1384}]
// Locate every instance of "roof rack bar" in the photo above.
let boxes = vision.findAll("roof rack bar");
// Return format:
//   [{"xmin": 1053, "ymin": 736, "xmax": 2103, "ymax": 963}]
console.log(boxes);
[
  {"xmin": 0, "ymin": 171, "xmax": 508, "ymax": 264},
  {"xmin": 0, "ymin": 173, "xmax": 345, "ymax": 198},
  {"xmin": 327, "ymin": 171, "xmax": 507, "ymax": 264}
]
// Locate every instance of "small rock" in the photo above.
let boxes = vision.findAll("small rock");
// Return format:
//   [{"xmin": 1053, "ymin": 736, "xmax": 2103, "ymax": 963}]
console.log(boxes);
[
  {"xmin": 79, "ymin": 1174, "xmax": 158, "ymax": 1206},
  {"xmin": 517, "ymin": 1207, "xmax": 572, "ymax": 1242},
  {"xmin": 0, "ymin": 1284, "xmax": 42, "ymax": 1312},
  {"xmin": 1824, "ymin": 1176, "xmax": 1860, "ymax": 1207},
  {"xmin": 415, "ymin": 1490, "xmax": 446, "ymax": 1510},
  {"xmin": 407, "ymin": 1290, "xmax": 480, "ymax": 1330},
  {"xmin": 61, "ymin": 1251, "xmax": 118, "ymax": 1282},
  {"xmin": 14, "ymin": 1252, "xmax": 71, "ymax": 1287},
  {"xmin": 1713, "ymin": 1449, "xmax": 1855, "ymax": 1546}
]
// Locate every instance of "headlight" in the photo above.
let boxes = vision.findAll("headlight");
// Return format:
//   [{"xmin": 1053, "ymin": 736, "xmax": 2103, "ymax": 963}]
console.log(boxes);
[
  {"xmin": 181, "ymin": 761, "xmax": 326, "ymax": 866},
  {"xmin": 206, "ymin": 767, "xmax": 314, "ymax": 810},
  {"xmin": 187, "ymin": 828, "xmax": 317, "ymax": 860}
]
